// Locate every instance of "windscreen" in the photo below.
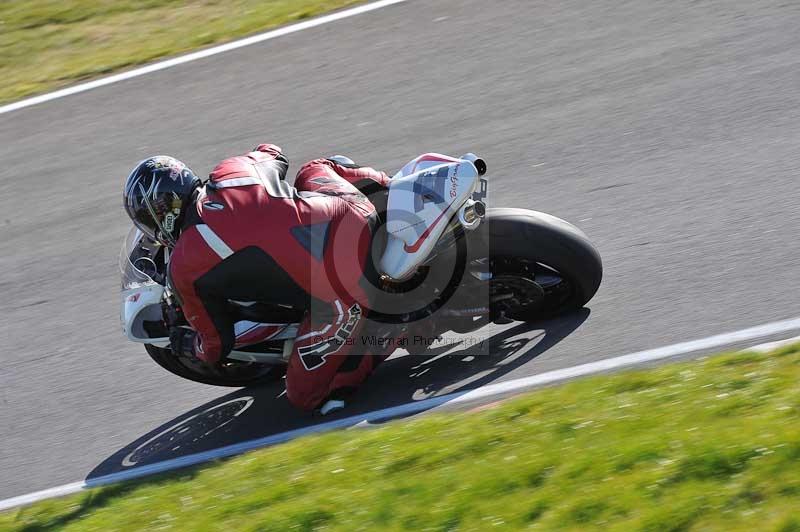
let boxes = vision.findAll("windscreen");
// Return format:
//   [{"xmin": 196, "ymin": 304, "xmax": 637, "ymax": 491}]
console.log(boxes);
[{"xmin": 119, "ymin": 227, "xmax": 162, "ymax": 289}]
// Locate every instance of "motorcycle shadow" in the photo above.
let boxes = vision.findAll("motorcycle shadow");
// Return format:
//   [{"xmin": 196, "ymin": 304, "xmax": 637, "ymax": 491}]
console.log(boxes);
[{"xmin": 87, "ymin": 308, "xmax": 589, "ymax": 481}]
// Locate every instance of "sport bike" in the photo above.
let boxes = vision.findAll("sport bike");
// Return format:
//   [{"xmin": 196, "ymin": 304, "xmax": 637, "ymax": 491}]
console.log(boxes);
[{"xmin": 120, "ymin": 153, "xmax": 602, "ymax": 386}]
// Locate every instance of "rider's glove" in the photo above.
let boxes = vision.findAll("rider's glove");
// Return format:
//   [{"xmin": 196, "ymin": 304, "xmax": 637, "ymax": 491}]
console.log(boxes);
[{"xmin": 170, "ymin": 327, "xmax": 197, "ymax": 359}]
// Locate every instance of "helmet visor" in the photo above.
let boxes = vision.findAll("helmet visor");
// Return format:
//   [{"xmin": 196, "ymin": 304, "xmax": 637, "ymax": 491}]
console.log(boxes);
[{"xmin": 139, "ymin": 180, "xmax": 178, "ymax": 247}]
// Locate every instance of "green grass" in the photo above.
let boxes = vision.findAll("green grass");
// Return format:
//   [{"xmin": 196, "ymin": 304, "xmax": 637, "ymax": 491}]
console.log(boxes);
[
  {"xmin": 0, "ymin": 0, "xmax": 365, "ymax": 105},
  {"xmin": 4, "ymin": 342, "xmax": 800, "ymax": 531}
]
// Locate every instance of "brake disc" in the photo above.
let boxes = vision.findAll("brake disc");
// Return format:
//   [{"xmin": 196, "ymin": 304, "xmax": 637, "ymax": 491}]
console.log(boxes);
[{"xmin": 490, "ymin": 275, "xmax": 545, "ymax": 313}]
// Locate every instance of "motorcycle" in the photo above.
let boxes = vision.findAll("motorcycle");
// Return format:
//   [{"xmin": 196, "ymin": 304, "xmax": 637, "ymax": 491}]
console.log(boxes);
[{"xmin": 120, "ymin": 153, "xmax": 602, "ymax": 386}]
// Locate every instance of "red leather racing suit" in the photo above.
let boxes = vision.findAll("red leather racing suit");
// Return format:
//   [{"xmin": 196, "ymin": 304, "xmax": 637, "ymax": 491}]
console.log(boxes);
[{"xmin": 168, "ymin": 144, "xmax": 391, "ymax": 410}]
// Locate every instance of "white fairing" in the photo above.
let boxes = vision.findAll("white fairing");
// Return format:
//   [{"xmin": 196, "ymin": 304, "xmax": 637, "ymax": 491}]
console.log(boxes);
[
  {"xmin": 121, "ymin": 284, "xmax": 170, "ymax": 347},
  {"xmin": 380, "ymin": 153, "xmax": 481, "ymax": 280},
  {"xmin": 121, "ymin": 285, "xmax": 300, "ymax": 348}
]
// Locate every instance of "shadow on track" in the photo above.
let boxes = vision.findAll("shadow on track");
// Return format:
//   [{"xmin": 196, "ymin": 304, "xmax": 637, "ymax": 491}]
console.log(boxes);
[{"xmin": 88, "ymin": 309, "xmax": 589, "ymax": 480}]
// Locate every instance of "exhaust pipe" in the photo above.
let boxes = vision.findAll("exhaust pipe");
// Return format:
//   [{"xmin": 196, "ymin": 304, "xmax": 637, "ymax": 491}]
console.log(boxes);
[
  {"xmin": 459, "ymin": 199, "xmax": 486, "ymax": 229},
  {"xmin": 460, "ymin": 153, "xmax": 487, "ymax": 176}
]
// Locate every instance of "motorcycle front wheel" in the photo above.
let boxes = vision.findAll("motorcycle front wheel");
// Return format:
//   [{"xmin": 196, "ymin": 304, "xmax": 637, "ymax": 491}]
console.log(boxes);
[{"xmin": 145, "ymin": 344, "xmax": 286, "ymax": 387}]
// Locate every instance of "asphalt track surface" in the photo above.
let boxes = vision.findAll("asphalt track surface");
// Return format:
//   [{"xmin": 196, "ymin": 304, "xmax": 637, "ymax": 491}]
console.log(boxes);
[{"xmin": 2, "ymin": 0, "xmax": 800, "ymax": 500}]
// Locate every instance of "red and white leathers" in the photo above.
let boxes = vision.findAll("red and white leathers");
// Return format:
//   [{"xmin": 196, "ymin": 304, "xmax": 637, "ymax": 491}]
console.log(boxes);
[{"xmin": 168, "ymin": 144, "xmax": 392, "ymax": 410}]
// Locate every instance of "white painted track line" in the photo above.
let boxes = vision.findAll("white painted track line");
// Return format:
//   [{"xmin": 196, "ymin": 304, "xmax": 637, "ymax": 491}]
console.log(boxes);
[
  {"xmin": 747, "ymin": 335, "xmax": 800, "ymax": 353},
  {"xmin": 2, "ymin": 316, "xmax": 800, "ymax": 512},
  {"xmin": 0, "ymin": 0, "xmax": 410, "ymax": 116}
]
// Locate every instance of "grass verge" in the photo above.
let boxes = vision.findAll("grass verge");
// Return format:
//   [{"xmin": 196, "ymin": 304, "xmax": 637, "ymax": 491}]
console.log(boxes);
[
  {"xmin": 0, "ymin": 0, "xmax": 365, "ymax": 106},
  {"xmin": 3, "ymin": 342, "xmax": 800, "ymax": 531}
]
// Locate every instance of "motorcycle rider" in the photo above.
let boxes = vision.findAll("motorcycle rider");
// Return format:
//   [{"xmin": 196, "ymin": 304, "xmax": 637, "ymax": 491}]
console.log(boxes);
[{"xmin": 123, "ymin": 144, "xmax": 395, "ymax": 414}]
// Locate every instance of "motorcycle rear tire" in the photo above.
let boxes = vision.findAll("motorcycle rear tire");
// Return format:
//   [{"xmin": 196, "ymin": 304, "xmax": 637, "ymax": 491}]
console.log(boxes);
[{"xmin": 481, "ymin": 208, "xmax": 603, "ymax": 321}]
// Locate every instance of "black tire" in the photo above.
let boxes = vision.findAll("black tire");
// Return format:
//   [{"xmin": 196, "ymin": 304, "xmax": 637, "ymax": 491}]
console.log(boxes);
[
  {"xmin": 477, "ymin": 207, "xmax": 603, "ymax": 321},
  {"xmin": 145, "ymin": 344, "xmax": 285, "ymax": 387}
]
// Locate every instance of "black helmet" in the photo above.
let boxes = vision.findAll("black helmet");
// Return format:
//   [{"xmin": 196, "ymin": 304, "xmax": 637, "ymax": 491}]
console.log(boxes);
[{"xmin": 123, "ymin": 156, "xmax": 201, "ymax": 246}]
